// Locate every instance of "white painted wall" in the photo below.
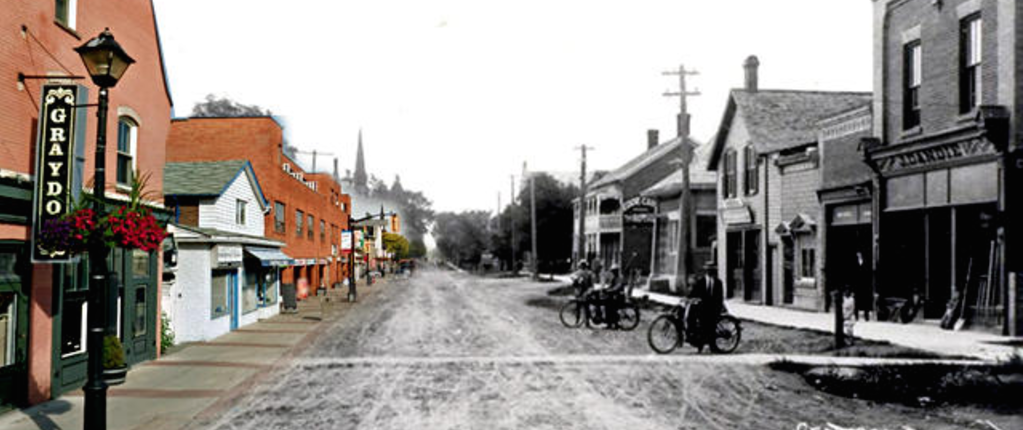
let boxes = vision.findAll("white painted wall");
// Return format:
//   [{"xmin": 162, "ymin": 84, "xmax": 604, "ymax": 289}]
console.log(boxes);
[
  {"xmin": 168, "ymin": 244, "xmax": 232, "ymax": 343},
  {"xmin": 199, "ymin": 171, "xmax": 265, "ymax": 236}
]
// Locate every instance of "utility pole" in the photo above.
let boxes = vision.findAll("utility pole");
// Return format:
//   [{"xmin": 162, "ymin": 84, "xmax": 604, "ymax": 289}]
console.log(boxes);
[
  {"xmin": 510, "ymin": 175, "xmax": 517, "ymax": 275},
  {"xmin": 530, "ymin": 174, "xmax": 539, "ymax": 280},
  {"xmin": 295, "ymin": 149, "xmax": 335, "ymax": 173},
  {"xmin": 663, "ymin": 64, "xmax": 700, "ymax": 291},
  {"xmin": 575, "ymin": 145, "xmax": 594, "ymax": 269}
]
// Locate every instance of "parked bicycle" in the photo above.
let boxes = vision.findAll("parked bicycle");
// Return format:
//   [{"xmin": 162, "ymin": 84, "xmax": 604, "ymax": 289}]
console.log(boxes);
[{"xmin": 646, "ymin": 297, "xmax": 742, "ymax": 354}]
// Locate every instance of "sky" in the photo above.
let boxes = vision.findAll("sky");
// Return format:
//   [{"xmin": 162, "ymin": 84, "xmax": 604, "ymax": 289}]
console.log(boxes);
[{"xmin": 152, "ymin": 0, "xmax": 873, "ymax": 213}]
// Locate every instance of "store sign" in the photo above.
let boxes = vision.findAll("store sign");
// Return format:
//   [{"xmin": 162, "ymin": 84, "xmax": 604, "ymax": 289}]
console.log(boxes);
[
  {"xmin": 31, "ymin": 84, "xmax": 80, "ymax": 263},
  {"xmin": 722, "ymin": 206, "xmax": 753, "ymax": 225},
  {"xmin": 874, "ymin": 137, "xmax": 996, "ymax": 173},
  {"xmin": 341, "ymin": 230, "xmax": 353, "ymax": 253},
  {"xmin": 212, "ymin": 244, "xmax": 243, "ymax": 268},
  {"xmin": 623, "ymin": 196, "xmax": 656, "ymax": 215}
]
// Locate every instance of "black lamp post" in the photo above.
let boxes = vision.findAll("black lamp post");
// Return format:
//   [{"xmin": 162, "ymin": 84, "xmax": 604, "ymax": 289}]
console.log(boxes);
[{"xmin": 74, "ymin": 28, "xmax": 135, "ymax": 430}]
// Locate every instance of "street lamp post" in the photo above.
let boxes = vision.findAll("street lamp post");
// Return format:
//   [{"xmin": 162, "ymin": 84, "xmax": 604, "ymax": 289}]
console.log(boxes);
[{"xmin": 75, "ymin": 28, "xmax": 135, "ymax": 430}]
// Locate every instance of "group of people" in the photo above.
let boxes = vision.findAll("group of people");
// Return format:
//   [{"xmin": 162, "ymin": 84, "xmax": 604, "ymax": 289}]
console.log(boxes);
[{"xmin": 570, "ymin": 260, "xmax": 726, "ymax": 341}]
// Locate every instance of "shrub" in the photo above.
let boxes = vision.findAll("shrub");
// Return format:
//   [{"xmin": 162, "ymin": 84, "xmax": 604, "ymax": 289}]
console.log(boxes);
[
  {"xmin": 160, "ymin": 312, "xmax": 175, "ymax": 352},
  {"xmin": 102, "ymin": 335, "xmax": 126, "ymax": 369}
]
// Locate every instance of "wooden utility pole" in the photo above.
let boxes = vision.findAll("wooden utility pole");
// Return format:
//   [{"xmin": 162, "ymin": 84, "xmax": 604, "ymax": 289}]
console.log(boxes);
[
  {"xmin": 575, "ymin": 145, "xmax": 594, "ymax": 268},
  {"xmin": 663, "ymin": 64, "xmax": 700, "ymax": 291},
  {"xmin": 510, "ymin": 175, "xmax": 517, "ymax": 274},
  {"xmin": 530, "ymin": 174, "xmax": 539, "ymax": 280}
]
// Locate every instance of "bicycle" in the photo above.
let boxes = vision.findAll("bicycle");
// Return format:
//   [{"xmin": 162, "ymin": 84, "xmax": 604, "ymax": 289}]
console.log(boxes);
[
  {"xmin": 559, "ymin": 288, "xmax": 641, "ymax": 331},
  {"xmin": 646, "ymin": 298, "xmax": 742, "ymax": 354}
]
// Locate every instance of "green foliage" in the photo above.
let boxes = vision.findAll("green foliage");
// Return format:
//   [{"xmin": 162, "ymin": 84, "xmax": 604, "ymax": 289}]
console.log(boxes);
[
  {"xmin": 382, "ymin": 232, "xmax": 410, "ymax": 259},
  {"xmin": 491, "ymin": 173, "xmax": 578, "ymax": 273},
  {"xmin": 408, "ymin": 238, "xmax": 428, "ymax": 259},
  {"xmin": 103, "ymin": 335, "xmax": 126, "ymax": 369},
  {"xmin": 160, "ymin": 312, "xmax": 175, "ymax": 352},
  {"xmin": 191, "ymin": 94, "xmax": 273, "ymax": 117}
]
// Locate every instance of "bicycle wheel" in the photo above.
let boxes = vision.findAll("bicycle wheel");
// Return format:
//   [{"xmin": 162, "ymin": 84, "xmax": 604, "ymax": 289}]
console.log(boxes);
[
  {"xmin": 709, "ymin": 315, "xmax": 742, "ymax": 354},
  {"xmin": 617, "ymin": 304, "xmax": 641, "ymax": 331},
  {"xmin": 559, "ymin": 300, "xmax": 584, "ymax": 328},
  {"xmin": 647, "ymin": 314, "xmax": 681, "ymax": 354}
]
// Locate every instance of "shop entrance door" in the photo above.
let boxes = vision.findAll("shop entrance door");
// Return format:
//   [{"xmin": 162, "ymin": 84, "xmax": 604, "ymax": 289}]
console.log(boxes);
[
  {"xmin": 0, "ymin": 242, "xmax": 28, "ymax": 409},
  {"xmin": 118, "ymin": 249, "xmax": 158, "ymax": 367}
]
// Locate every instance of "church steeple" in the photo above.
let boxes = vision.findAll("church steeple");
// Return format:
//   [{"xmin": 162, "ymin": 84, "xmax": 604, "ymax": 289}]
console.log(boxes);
[{"xmin": 354, "ymin": 129, "xmax": 368, "ymax": 195}]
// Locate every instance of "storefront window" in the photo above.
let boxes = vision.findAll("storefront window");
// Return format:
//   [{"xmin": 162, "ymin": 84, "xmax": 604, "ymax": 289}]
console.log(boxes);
[
  {"xmin": 0, "ymin": 293, "xmax": 14, "ymax": 366},
  {"xmin": 262, "ymin": 271, "xmax": 278, "ymax": 306},
  {"xmin": 61, "ymin": 300, "xmax": 87, "ymax": 357},
  {"xmin": 243, "ymin": 270, "xmax": 257, "ymax": 314},
  {"xmin": 132, "ymin": 250, "xmax": 150, "ymax": 276},
  {"xmin": 211, "ymin": 271, "xmax": 229, "ymax": 319},
  {"xmin": 134, "ymin": 287, "xmax": 147, "ymax": 337}
]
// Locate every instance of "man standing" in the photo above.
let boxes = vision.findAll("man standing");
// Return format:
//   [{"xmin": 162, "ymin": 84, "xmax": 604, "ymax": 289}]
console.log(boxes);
[{"xmin": 689, "ymin": 263, "xmax": 725, "ymax": 345}]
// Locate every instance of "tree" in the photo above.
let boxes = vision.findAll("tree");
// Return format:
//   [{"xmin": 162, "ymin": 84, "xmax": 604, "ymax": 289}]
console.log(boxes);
[
  {"xmin": 433, "ymin": 211, "xmax": 491, "ymax": 268},
  {"xmin": 382, "ymin": 232, "xmax": 410, "ymax": 260},
  {"xmin": 491, "ymin": 173, "xmax": 577, "ymax": 274}
]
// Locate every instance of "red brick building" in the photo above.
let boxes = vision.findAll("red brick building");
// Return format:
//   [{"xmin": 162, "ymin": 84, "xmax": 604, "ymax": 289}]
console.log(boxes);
[
  {"xmin": 0, "ymin": 0, "xmax": 172, "ymax": 407},
  {"xmin": 166, "ymin": 117, "xmax": 351, "ymax": 294}
]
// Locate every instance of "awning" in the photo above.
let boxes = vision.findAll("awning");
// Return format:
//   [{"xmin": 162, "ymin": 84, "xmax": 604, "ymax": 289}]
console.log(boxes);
[{"xmin": 244, "ymin": 246, "xmax": 293, "ymax": 267}]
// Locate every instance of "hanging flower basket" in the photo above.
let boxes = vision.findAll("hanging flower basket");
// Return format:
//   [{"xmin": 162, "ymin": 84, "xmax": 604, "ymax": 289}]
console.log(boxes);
[
  {"xmin": 103, "ymin": 206, "xmax": 167, "ymax": 252},
  {"xmin": 36, "ymin": 208, "xmax": 97, "ymax": 257}
]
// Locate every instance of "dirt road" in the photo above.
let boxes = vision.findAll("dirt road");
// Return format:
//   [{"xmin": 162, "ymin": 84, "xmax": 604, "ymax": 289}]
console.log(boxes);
[{"xmin": 203, "ymin": 269, "xmax": 1019, "ymax": 430}]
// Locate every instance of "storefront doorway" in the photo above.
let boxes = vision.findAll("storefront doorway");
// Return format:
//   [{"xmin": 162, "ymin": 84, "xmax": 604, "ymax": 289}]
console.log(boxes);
[
  {"xmin": 726, "ymin": 229, "xmax": 761, "ymax": 302},
  {"xmin": 0, "ymin": 242, "xmax": 29, "ymax": 410}
]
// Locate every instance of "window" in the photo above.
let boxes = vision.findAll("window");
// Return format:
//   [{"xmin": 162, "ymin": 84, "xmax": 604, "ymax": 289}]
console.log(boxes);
[
  {"xmin": 274, "ymin": 201, "xmax": 286, "ymax": 233},
  {"xmin": 743, "ymin": 145, "xmax": 758, "ymax": 195},
  {"xmin": 55, "ymin": 0, "xmax": 77, "ymax": 29},
  {"xmin": 210, "ymin": 271, "xmax": 230, "ymax": 319},
  {"xmin": 134, "ymin": 287, "xmax": 147, "ymax": 337},
  {"xmin": 235, "ymin": 199, "xmax": 247, "ymax": 225},
  {"xmin": 800, "ymin": 247, "xmax": 816, "ymax": 278},
  {"xmin": 903, "ymin": 41, "xmax": 922, "ymax": 129},
  {"xmin": 61, "ymin": 299, "xmax": 87, "ymax": 357},
  {"xmin": 695, "ymin": 215, "xmax": 716, "ymax": 248},
  {"xmin": 296, "ymin": 210, "xmax": 304, "ymax": 237},
  {"xmin": 724, "ymin": 149, "xmax": 737, "ymax": 198},
  {"xmin": 320, "ymin": 219, "xmax": 326, "ymax": 242},
  {"xmin": 0, "ymin": 292, "xmax": 15, "ymax": 366},
  {"xmin": 242, "ymin": 270, "xmax": 257, "ymax": 314},
  {"xmin": 960, "ymin": 15, "xmax": 982, "ymax": 113},
  {"xmin": 116, "ymin": 118, "xmax": 137, "ymax": 186},
  {"xmin": 307, "ymin": 215, "xmax": 314, "ymax": 240}
]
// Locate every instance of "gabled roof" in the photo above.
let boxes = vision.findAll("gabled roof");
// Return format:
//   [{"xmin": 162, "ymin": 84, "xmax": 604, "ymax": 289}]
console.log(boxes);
[
  {"xmin": 708, "ymin": 89, "xmax": 871, "ymax": 169},
  {"xmin": 164, "ymin": 160, "xmax": 269, "ymax": 210},
  {"xmin": 589, "ymin": 136, "xmax": 701, "ymax": 190},
  {"xmin": 640, "ymin": 138, "xmax": 717, "ymax": 198}
]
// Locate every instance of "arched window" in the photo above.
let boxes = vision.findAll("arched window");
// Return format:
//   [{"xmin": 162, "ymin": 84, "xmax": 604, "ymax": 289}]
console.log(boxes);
[{"xmin": 116, "ymin": 117, "xmax": 138, "ymax": 186}]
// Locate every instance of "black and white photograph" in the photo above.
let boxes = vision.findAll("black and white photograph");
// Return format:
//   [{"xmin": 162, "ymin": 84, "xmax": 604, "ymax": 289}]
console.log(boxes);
[{"xmin": 0, "ymin": 1, "xmax": 1021, "ymax": 429}]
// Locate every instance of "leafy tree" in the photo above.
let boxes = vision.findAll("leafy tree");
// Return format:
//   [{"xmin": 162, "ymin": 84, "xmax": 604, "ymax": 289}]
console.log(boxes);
[
  {"xmin": 382, "ymin": 232, "xmax": 410, "ymax": 260},
  {"xmin": 433, "ymin": 211, "xmax": 491, "ymax": 268},
  {"xmin": 408, "ymin": 237, "xmax": 427, "ymax": 259},
  {"xmin": 190, "ymin": 94, "xmax": 298, "ymax": 159},
  {"xmin": 491, "ymin": 173, "xmax": 577, "ymax": 274}
]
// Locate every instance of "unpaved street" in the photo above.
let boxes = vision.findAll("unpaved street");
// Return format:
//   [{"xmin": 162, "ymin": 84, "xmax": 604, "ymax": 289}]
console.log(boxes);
[{"xmin": 203, "ymin": 269, "xmax": 1020, "ymax": 430}]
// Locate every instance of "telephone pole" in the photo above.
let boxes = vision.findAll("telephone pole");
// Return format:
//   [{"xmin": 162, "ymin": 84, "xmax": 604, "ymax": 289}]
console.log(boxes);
[
  {"xmin": 530, "ymin": 174, "xmax": 538, "ymax": 280},
  {"xmin": 510, "ymin": 175, "xmax": 517, "ymax": 274},
  {"xmin": 575, "ymin": 145, "xmax": 594, "ymax": 269},
  {"xmin": 663, "ymin": 64, "xmax": 700, "ymax": 291}
]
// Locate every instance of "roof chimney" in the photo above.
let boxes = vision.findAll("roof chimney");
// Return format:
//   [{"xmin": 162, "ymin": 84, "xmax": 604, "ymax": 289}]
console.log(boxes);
[
  {"xmin": 743, "ymin": 55, "xmax": 759, "ymax": 92},
  {"xmin": 647, "ymin": 129, "xmax": 659, "ymax": 150}
]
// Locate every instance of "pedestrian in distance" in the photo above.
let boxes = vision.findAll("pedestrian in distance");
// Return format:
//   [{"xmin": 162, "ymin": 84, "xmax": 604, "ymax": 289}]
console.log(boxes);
[{"xmin": 570, "ymin": 260, "xmax": 596, "ymax": 297}]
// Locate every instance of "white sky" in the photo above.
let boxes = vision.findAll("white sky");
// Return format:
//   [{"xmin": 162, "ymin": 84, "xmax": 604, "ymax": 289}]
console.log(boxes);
[{"xmin": 152, "ymin": 0, "xmax": 872, "ymax": 213}]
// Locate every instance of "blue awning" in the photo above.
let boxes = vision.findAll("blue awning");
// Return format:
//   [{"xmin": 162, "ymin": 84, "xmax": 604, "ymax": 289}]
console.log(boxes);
[{"xmin": 244, "ymin": 246, "xmax": 292, "ymax": 267}]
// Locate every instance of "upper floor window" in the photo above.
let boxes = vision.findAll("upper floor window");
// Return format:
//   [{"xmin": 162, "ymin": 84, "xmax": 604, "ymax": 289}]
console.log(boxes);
[
  {"xmin": 274, "ymin": 201, "xmax": 286, "ymax": 233},
  {"xmin": 307, "ymin": 214, "xmax": 314, "ymax": 240},
  {"xmin": 723, "ymin": 149, "xmax": 737, "ymax": 198},
  {"xmin": 235, "ymin": 199, "xmax": 246, "ymax": 225},
  {"xmin": 743, "ymin": 145, "xmax": 758, "ymax": 195},
  {"xmin": 116, "ymin": 118, "xmax": 137, "ymax": 185},
  {"xmin": 903, "ymin": 41, "xmax": 922, "ymax": 130},
  {"xmin": 295, "ymin": 210, "xmax": 304, "ymax": 237},
  {"xmin": 55, "ymin": 0, "xmax": 77, "ymax": 30},
  {"xmin": 960, "ymin": 15, "xmax": 982, "ymax": 113},
  {"xmin": 320, "ymin": 219, "xmax": 326, "ymax": 242}
]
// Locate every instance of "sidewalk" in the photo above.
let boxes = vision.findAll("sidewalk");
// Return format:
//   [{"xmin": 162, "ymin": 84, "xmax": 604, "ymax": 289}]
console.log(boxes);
[
  {"xmin": 0, "ymin": 283, "xmax": 369, "ymax": 430},
  {"xmin": 637, "ymin": 289, "xmax": 1022, "ymax": 362}
]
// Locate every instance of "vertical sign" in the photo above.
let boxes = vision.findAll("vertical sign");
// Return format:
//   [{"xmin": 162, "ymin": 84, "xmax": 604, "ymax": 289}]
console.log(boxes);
[
  {"xmin": 31, "ymin": 84, "xmax": 80, "ymax": 263},
  {"xmin": 341, "ymin": 230, "xmax": 353, "ymax": 253}
]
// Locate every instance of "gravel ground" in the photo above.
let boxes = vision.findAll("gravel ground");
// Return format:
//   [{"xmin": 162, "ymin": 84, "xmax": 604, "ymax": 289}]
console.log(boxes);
[{"xmin": 202, "ymin": 268, "xmax": 1022, "ymax": 430}]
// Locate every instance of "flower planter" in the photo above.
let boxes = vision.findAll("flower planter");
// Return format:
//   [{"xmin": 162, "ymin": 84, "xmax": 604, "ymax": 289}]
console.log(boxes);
[{"xmin": 102, "ymin": 366, "xmax": 128, "ymax": 386}]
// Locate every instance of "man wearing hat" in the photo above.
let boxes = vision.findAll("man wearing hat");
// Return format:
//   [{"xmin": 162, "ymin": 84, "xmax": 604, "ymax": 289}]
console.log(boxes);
[{"xmin": 689, "ymin": 262, "xmax": 725, "ymax": 346}]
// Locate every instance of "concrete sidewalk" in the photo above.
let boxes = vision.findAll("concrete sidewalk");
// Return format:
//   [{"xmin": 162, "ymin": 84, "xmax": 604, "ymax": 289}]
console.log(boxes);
[
  {"xmin": 0, "ymin": 280, "xmax": 377, "ymax": 430},
  {"xmin": 637, "ymin": 289, "xmax": 1022, "ymax": 362}
]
